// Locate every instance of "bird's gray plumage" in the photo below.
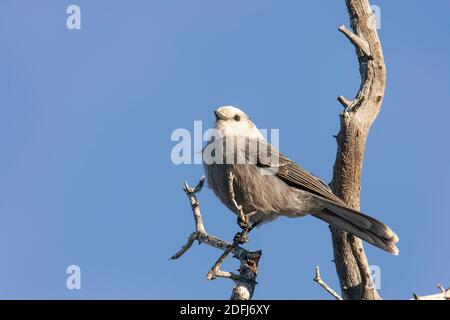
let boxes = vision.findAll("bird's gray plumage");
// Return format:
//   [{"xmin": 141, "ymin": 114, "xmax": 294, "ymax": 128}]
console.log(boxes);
[{"xmin": 203, "ymin": 106, "xmax": 399, "ymax": 254}]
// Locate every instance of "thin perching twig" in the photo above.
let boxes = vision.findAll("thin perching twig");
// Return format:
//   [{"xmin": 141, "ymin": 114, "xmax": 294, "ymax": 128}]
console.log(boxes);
[
  {"xmin": 314, "ymin": 266, "xmax": 343, "ymax": 300},
  {"xmin": 171, "ymin": 176, "xmax": 262, "ymax": 300},
  {"xmin": 228, "ymin": 172, "xmax": 247, "ymax": 228}
]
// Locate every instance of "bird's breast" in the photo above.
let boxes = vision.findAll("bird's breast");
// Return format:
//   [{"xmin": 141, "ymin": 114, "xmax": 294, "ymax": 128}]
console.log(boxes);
[{"xmin": 204, "ymin": 162, "xmax": 305, "ymax": 223}]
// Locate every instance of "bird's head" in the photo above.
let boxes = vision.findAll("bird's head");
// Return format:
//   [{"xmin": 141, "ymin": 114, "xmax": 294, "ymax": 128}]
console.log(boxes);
[{"xmin": 213, "ymin": 106, "xmax": 262, "ymax": 139}]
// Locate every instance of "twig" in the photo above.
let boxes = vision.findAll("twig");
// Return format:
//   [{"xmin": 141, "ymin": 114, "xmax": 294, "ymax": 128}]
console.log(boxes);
[
  {"xmin": 170, "ymin": 232, "xmax": 197, "ymax": 260},
  {"xmin": 228, "ymin": 172, "xmax": 260, "ymax": 244},
  {"xmin": 228, "ymin": 172, "xmax": 247, "ymax": 228},
  {"xmin": 337, "ymin": 95, "xmax": 352, "ymax": 109},
  {"xmin": 207, "ymin": 249, "xmax": 237, "ymax": 281},
  {"xmin": 313, "ymin": 266, "xmax": 343, "ymax": 300},
  {"xmin": 183, "ymin": 176, "xmax": 206, "ymax": 235},
  {"xmin": 413, "ymin": 284, "xmax": 450, "ymax": 300},
  {"xmin": 171, "ymin": 177, "xmax": 262, "ymax": 300},
  {"xmin": 338, "ymin": 25, "xmax": 371, "ymax": 58}
]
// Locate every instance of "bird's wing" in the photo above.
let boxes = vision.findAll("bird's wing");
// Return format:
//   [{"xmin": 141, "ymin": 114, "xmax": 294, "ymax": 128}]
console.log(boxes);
[
  {"xmin": 253, "ymin": 139, "xmax": 344, "ymax": 204},
  {"xmin": 249, "ymin": 139, "xmax": 399, "ymax": 254}
]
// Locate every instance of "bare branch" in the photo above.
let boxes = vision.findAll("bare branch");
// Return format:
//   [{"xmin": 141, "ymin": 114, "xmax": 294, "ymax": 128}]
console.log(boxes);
[
  {"xmin": 337, "ymin": 95, "xmax": 352, "ymax": 109},
  {"xmin": 209, "ymin": 269, "xmax": 240, "ymax": 281},
  {"xmin": 172, "ymin": 177, "xmax": 262, "ymax": 300},
  {"xmin": 313, "ymin": 266, "xmax": 343, "ymax": 300},
  {"xmin": 170, "ymin": 232, "xmax": 197, "ymax": 260},
  {"xmin": 413, "ymin": 284, "xmax": 450, "ymax": 300},
  {"xmin": 338, "ymin": 25, "xmax": 371, "ymax": 57},
  {"xmin": 207, "ymin": 249, "xmax": 234, "ymax": 280},
  {"xmin": 183, "ymin": 176, "xmax": 207, "ymax": 235}
]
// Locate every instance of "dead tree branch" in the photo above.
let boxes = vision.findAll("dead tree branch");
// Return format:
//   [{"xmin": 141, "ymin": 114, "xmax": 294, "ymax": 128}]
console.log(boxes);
[
  {"xmin": 171, "ymin": 176, "xmax": 262, "ymax": 300},
  {"xmin": 329, "ymin": 0, "xmax": 386, "ymax": 300},
  {"xmin": 413, "ymin": 284, "xmax": 450, "ymax": 300},
  {"xmin": 314, "ymin": 266, "xmax": 343, "ymax": 300}
]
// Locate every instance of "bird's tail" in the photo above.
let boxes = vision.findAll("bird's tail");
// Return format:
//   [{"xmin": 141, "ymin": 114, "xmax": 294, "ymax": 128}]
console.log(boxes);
[{"xmin": 313, "ymin": 202, "xmax": 399, "ymax": 255}]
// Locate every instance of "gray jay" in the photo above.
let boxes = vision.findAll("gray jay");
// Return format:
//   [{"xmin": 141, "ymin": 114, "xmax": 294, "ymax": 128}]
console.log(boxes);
[{"xmin": 203, "ymin": 106, "xmax": 399, "ymax": 254}]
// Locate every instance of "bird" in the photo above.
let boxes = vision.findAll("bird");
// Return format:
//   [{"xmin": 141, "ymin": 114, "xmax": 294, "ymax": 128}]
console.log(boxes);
[{"xmin": 202, "ymin": 106, "xmax": 399, "ymax": 255}]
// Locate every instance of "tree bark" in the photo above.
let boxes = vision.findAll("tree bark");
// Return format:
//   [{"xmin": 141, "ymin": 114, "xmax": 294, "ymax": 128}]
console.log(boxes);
[{"xmin": 330, "ymin": 0, "xmax": 386, "ymax": 300}]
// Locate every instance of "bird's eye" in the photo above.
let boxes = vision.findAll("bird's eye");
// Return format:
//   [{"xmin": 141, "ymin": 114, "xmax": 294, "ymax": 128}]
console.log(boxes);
[{"xmin": 234, "ymin": 115, "xmax": 241, "ymax": 121}]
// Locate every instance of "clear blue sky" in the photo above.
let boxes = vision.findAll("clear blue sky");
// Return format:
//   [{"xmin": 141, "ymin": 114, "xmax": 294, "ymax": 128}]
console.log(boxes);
[{"xmin": 0, "ymin": 0, "xmax": 449, "ymax": 299}]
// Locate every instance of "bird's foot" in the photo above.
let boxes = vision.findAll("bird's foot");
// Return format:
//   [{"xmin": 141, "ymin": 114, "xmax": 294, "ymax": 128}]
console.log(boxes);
[
  {"xmin": 233, "ymin": 230, "xmax": 249, "ymax": 244},
  {"xmin": 235, "ymin": 216, "xmax": 250, "ymax": 244},
  {"xmin": 237, "ymin": 216, "xmax": 249, "ymax": 230},
  {"xmin": 233, "ymin": 220, "xmax": 261, "ymax": 245},
  {"xmin": 237, "ymin": 210, "xmax": 257, "ymax": 230}
]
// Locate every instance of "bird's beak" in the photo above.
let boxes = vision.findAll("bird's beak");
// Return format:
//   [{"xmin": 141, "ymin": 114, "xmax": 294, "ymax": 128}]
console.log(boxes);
[{"xmin": 214, "ymin": 110, "xmax": 226, "ymax": 121}]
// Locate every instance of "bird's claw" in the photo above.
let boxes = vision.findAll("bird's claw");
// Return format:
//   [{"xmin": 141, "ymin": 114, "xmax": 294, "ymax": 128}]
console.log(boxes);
[
  {"xmin": 233, "ymin": 231, "xmax": 249, "ymax": 244},
  {"xmin": 237, "ymin": 215, "xmax": 250, "ymax": 230},
  {"xmin": 238, "ymin": 220, "xmax": 249, "ymax": 230}
]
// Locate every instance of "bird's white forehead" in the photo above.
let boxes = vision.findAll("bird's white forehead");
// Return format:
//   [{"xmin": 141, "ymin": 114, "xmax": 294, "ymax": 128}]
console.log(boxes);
[{"xmin": 216, "ymin": 106, "xmax": 245, "ymax": 116}]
